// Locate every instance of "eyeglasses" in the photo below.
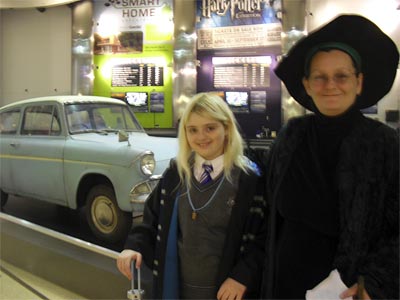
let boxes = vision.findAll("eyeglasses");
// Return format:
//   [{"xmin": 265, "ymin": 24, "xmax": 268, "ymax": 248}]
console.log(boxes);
[{"xmin": 309, "ymin": 72, "xmax": 357, "ymax": 86}]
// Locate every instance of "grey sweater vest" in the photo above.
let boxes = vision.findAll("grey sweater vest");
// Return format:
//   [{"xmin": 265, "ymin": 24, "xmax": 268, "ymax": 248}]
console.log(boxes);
[{"xmin": 178, "ymin": 169, "xmax": 239, "ymax": 299}]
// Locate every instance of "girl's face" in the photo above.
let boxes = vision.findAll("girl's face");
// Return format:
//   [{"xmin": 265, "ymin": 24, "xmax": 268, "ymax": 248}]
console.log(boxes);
[
  {"xmin": 185, "ymin": 112, "xmax": 227, "ymax": 160},
  {"xmin": 302, "ymin": 50, "xmax": 363, "ymax": 116}
]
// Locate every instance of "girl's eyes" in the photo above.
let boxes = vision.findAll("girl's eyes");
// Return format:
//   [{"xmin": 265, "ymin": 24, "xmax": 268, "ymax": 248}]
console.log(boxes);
[
  {"xmin": 206, "ymin": 126, "xmax": 215, "ymax": 132},
  {"xmin": 186, "ymin": 126, "xmax": 216, "ymax": 134}
]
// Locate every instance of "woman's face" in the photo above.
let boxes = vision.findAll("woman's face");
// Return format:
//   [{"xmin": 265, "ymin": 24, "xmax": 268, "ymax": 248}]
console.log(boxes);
[
  {"xmin": 185, "ymin": 112, "xmax": 227, "ymax": 160},
  {"xmin": 302, "ymin": 50, "xmax": 363, "ymax": 116}
]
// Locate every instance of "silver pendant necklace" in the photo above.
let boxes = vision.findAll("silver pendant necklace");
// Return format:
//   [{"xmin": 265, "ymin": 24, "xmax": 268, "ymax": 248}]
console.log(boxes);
[{"xmin": 186, "ymin": 175, "xmax": 225, "ymax": 220}]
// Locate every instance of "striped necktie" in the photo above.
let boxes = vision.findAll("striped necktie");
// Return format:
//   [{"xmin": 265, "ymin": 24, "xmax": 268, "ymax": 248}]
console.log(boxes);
[{"xmin": 200, "ymin": 163, "xmax": 213, "ymax": 184}]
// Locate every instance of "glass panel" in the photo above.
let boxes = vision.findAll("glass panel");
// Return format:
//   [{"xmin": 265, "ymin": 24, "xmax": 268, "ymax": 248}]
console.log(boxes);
[
  {"xmin": 21, "ymin": 105, "xmax": 60, "ymax": 136},
  {"xmin": 0, "ymin": 109, "xmax": 21, "ymax": 134},
  {"xmin": 65, "ymin": 103, "xmax": 143, "ymax": 134}
]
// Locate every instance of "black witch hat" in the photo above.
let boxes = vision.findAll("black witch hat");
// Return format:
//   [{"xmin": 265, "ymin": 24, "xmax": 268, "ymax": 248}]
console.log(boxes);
[{"xmin": 275, "ymin": 14, "xmax": 399, "ymax": 111}]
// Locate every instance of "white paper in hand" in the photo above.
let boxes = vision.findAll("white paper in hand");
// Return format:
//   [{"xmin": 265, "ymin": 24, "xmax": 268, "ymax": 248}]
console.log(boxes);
[{"xmin": 305, "ymin": 269, "xmax": 352, "ymax": 300}]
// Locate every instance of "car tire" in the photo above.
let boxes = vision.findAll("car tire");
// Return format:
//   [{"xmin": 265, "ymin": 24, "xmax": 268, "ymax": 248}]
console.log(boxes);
[
  {"xmin": 86, "ymin": 184, "xmax": 132, "ymax": 243},
  {"xmin": 0, "ymin": 190, "xmax": 8, "ymax": 209}
]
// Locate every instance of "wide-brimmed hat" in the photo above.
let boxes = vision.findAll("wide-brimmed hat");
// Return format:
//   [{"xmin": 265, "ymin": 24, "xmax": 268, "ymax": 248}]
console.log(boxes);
[{"xmin": 275, "ymin": 14, "xmax": 399, "ymax": 110}]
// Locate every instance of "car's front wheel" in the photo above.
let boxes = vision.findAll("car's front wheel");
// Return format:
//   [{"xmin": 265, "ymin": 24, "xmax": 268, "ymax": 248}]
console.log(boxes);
[
  {"xmin": 86, "ymin": 184, "xmax": 132, "ymax": 243},
  {"xmin": 0, "ymin": 190, "xmax": 8, "ymax": 210}
]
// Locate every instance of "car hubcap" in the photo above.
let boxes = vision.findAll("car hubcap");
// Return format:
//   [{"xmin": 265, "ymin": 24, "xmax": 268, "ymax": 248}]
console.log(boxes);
[{"xmin": 91, "ymin": 195, "xmax": 117, "ymax": 234}]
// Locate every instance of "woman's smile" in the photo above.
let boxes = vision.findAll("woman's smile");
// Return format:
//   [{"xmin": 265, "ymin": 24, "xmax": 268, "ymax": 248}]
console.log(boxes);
[{"xmin": 303, "ymin": 50, "xmax": 363, "ymax": 116}]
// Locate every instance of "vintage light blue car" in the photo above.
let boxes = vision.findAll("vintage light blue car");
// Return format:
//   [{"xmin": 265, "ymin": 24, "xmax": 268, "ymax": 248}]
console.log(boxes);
[{"xmin": 0, "ymin": 96, "xmax": 178, "ymax": 243}]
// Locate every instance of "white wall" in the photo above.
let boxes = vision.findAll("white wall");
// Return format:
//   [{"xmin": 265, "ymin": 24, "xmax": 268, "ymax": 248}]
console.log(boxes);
[
  {"xmin": 306, "ymin": 0, "xmax": 400, "ymax": 125},
  {"xmin": 0, "ymin": 6, "xmax": 72, "ymax": 107}
]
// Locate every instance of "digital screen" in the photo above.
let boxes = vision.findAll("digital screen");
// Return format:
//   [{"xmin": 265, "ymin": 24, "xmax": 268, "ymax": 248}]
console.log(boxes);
[
  {"xmin": 250, "ymin": 91, "xmax": 267, "ymax": 113},
  {"xmin": 126, "ymin": 92, "xmax": 148, "ymax": 112},
  {"xmin": 150, "ymin": 92, "xmax": 165, "ymax": 113},
  {"xmin": 225, "ymin": 91, "xmax": 250, "ymax": 113}
]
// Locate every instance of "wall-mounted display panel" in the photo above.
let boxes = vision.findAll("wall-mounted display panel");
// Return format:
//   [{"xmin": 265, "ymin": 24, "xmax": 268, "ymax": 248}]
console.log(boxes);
[
  {"xmin": 150, "ymin": 92, "xmax": 165, "ymax": 113},
  {"xmin": 92, "ymin": 0, "xmax": 174, "ymax": 128},
  {"xmin": 196, "ymin": 0, "xmax": 282, "ymax": 138},
  {"xmin": 126, "ymin": 92, "xmax": 149, "ymax": 112}
]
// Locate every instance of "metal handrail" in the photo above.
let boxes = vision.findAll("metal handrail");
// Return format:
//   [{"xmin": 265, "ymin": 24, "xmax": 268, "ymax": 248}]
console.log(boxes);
[{"xmin": 0, "ymin": 212, "xmax": 119, "ymax": 259}]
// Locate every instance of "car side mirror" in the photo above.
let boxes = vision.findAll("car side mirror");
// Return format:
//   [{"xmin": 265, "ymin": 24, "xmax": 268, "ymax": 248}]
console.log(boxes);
[{"xmin": 118, "ymin": 130, "xmax": 131, "ymax": 146}]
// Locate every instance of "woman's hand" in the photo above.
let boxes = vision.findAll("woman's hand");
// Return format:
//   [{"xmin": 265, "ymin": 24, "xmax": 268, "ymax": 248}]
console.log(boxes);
[
  {"xmin": 217, "ymin": 277, "xmax": 247, "ymax": 300},
  {"xmin": 340, "ymin": 283, "xmax": 371, "ymax": 300},
  {"xmin": 116, "ymin": 249, "xmax": 142, "ymax": 280}
]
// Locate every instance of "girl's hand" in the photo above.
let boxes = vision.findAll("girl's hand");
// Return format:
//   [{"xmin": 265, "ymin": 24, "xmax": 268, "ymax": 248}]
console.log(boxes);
[
  {"xmin": 340, "ymin": 283, "xmax": 371, "ymax": 300},
  {"xmin": 116, "ymin": 249, "xmax": 142, "ymax": 280},
  {"xmin": 217, "ymin": 277, "xmax": 247, "ymax": 300}
]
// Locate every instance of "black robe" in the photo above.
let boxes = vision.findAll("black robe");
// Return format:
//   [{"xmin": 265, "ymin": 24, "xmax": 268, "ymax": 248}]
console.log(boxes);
[
  {"xmin": 274, "ymin": 108, "xmax": 360, "ymax": 298},
  {"xmin": 262, "ymin": 112, "xmax": 399, "ymax": 299}
]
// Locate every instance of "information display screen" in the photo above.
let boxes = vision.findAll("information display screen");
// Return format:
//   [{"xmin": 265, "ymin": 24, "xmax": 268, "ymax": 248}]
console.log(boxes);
[
  {"xmin": 126, "ymin": 92, "xmax": 148, "ymax": 112},
  {"xmin": 250, "ymin": 91, "xmax": 267, "ymax": 113},
  {"xmin": 213, "ymin": 56, "xmax": 271, "ymax": 89},
  {"xmin": 150, "ymin": 92, "xmax": 165, "ymax": 112},
  {"xmin": 225, "ymin": 91, "xmax": 250, "ymax": 113},
  {"xmin": 112, "ymin": 64, "xmax": 164, "ymax": 87}
]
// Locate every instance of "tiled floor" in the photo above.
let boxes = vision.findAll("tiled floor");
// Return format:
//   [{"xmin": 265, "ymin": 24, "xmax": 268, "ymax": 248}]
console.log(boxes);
[{"xmin": 0, "ymin": 260, "xmax": 86, "ymax": 300}]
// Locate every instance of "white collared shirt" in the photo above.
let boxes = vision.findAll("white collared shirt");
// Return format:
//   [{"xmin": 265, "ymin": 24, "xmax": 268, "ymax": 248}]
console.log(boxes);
[{"xmin": 194, "ymin": 154, "xmax": 224, "ymax": 182}]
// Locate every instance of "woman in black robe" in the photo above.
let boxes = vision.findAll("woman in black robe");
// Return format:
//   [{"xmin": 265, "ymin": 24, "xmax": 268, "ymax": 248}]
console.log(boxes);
[{"xmin": 261, "ymin": 14, "xmax": 399, "ymax": 300}]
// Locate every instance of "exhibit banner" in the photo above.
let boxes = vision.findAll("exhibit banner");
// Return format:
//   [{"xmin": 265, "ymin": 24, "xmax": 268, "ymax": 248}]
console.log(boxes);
[
  {"xmin": 196, "ymin": 0, "xmax": 283, "ymax": 138},
  {"xmin": 92, "ymin": 0, "xmax": 174, "ymax": 128},
  {"xmin": 196, "ymin": 0, "xmax": 281, "ymax": 50}
]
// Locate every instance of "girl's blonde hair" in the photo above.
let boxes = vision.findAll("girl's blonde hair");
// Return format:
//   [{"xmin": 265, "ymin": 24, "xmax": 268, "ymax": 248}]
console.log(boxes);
[{"xmin": 176, "ymin": 92, "xmax": 249, "ymax": 187}]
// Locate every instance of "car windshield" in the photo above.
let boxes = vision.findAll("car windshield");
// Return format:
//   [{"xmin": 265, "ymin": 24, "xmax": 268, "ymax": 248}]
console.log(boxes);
[{"xmin": 65, "ymin": 102, "xmax": 144, "ymax": 134}]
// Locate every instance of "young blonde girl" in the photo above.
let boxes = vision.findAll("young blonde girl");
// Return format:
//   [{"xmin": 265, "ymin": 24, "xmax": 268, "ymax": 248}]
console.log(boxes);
[{"xmin": 117, "ymin": 93, "xmax": 266, "ymax": 300}]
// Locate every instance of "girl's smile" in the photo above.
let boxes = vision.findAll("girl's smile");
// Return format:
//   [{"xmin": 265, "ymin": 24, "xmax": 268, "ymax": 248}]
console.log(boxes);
[{"xmin": 185, "ymin": 112, "xmax": 226, "ymax": 160}]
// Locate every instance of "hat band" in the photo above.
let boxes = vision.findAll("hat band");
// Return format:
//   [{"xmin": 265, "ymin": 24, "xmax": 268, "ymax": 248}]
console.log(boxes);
[{"xmin": 304, "ymin": 42, "xmax": 362, "ymax": 76}]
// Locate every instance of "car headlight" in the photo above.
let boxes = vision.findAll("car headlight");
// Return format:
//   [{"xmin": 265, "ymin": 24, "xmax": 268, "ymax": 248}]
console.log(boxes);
[
  {"xmin": 130, "ymin": 175, "xmax": 162, "ymax": 203},
  {"xmin": 130, "ymin": 181, "xmax": 152, "ymax": 203},
  {"xmin": 140, "ymin": 152, "xmax": 155, "ymax": 175}
]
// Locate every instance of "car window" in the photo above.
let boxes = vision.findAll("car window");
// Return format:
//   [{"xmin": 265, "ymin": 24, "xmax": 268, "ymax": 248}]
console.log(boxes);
[
  {"xmin": 21, "ymin": 105, "xmax": 61, "ymax": 136},
  {"xmin": 0, "ymin": 109, "xmax": 21, "ymax": 134},
  {"xmin": 122, "ymin": 108, "xmax": 138, "ymax": 129},
  {"xmin": 66, "ymin": 103, "xmax": 143, "ymax": 133},
  {"xmin": 67, "ymin": 110, "xmax": 91, "ymax": 130}
]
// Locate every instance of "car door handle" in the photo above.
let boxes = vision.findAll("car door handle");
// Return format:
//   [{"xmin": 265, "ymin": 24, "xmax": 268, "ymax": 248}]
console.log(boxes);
[{"xmin": 10, "ymin": 142, "xmax": 19, "ymax": 147}]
